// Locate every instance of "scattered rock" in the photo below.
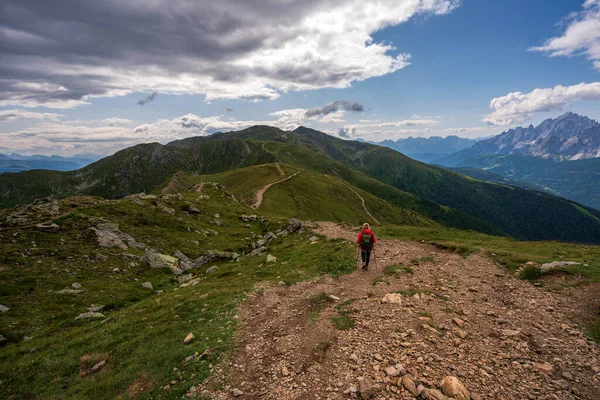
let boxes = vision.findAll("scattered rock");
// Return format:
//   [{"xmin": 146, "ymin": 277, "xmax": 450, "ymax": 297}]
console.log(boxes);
[
  {"xmin": 266, "ymin": 254, "xmax": 278, "ymax": 263},
  {"xmin": 534, "ymin": 361, "xmax": 553, "ymax": 374},
  {"xmin": 57, "ymin": 289, "xmax": 84, "ymax": 294},
  {"xmin": 421, "ymin": 388, "xmax": 450, "ymax": 400},
  {"xmin": 0, "ymin": 305, "xmax": 9, "ymax": 312},
  {"xmin": 500, "ymin": 329, "xmax": 521, "ymax": 337},
  {"xmin": 440, "ymin": 376, "xmax": 470, "ymax": 400},
  {"xmin": 385, "ymin": 366, "xmax": 400, "ymax": 377},
  {"xmin": 142, "ymin": 251, "xmax": 183, "ymax": 275},
  {"xmin": 232, "ymin": 388, "xmax": 243, "ymax": 397},
  {"xmin": 90, "ymin": 360, "xmax": 106, "ymax": 373},
  {"xmin": 35, "ymin": 222, "xmax": 59, "ymax": 232},
  {"xmin": 380, "ymin": 293, "xmax": 403, "ymax": 304},
  {"xmin": 71, "ymin": 283, "xmax": 82, "ymax": 289},
  {"xmin": 358, "ymin": 378, "xmax": 381, "ymax": 398},
  {"xmin": 142, "ymin": 282, "xmax": 153, "ymax": 290},
  {"xmin": 205, "ymin": 266, "xmax": 218, "ymax": 274},
  {"xmin": 281, "ymin": 366, "xmax": 289, "ymax": 377},
  {"xmin": 540, "ymin": 261, "xmax": 580, "ymax": 273},
  {"xmin": 402, "ymin": 375, "xmax": 419, "ymax": 396},
  {"xmin": 156, "ymin": 202, "xmax": 175, "ymax": 215},
  {"xmin": 184, "ymin": 333, "xmax": 195, "ymax": 344},
  {"xmin": 87, "ymin": 305, "xmax": 105, "ymax": 312},
  {"xmin": 75, "ymin": 312, "xmax": 105, "ymax": 320},
  {"xmin": 0, "ymin": 335, "xmax": 7, "ymax": 346},
  {"xmin": 240, "ymin": 215, "xmax": 257, "ymax": 222}
]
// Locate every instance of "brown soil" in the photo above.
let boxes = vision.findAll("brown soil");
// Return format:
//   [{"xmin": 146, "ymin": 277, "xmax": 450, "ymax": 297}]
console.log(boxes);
[
  {"xmin": 193, "ymin": 222, "xmax": 600, "ymax": 399},
  {"xmin": 127, "ymin": 373, "xmax": 152, "ymax": 398}
]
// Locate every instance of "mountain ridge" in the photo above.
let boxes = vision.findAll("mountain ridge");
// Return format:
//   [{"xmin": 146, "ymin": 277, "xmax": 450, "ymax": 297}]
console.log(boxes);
[
  {"xmin": 439, "ymin": 112, "xmax": 600, "ymax": 166},
  {"xmin": 2, "ymin": 125, "xmax": 600, "ymax": 243}
]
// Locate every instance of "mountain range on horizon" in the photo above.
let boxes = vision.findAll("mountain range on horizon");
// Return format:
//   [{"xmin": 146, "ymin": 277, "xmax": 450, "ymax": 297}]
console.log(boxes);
[
  {"xmin": 0, "ymin": 153, "xmax": 100, "ymax": 173},
  {"xmin": 2, "ymin": 124, "xmax": 600, "ymax": 245},
  {"xmin": 375, "ymin": 135, "xmax": 478, "ymax": 163},
  {"xmin": 433, "ymin": 112, "xmax": 600, "ymax": 210},
  {"xmin": 438, "ymin": 112, "xmax": 600, "ymax": 166}
]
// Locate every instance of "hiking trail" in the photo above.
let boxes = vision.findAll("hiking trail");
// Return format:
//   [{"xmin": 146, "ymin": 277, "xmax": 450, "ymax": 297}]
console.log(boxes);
[
  {"xmin": 193, "ymin": 222, "xmax": 600, "ymax": 400},
  {"xmin": 251, "ymin": 164, "xmax": 301, "ymax": 209}
]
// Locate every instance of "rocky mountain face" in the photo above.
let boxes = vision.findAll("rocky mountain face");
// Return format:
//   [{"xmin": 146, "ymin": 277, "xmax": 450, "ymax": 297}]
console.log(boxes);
[
  {"xmin": 441, "ymin": 113, "xmax": 600, "ymax": 166},
  {"xmin": 378, "ymin": 136, "xmax": 477, "ymax": 163}
]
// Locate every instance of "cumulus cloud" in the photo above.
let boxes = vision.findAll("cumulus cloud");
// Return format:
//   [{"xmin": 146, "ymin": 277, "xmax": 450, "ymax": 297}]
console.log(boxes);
[
  {"xmin": 0, "ymin": 109, "xmax": 63, "ymax": 122},
  {"xmin": 531, "ymin": 0, "xmax": 600, "ymax": 69},
  {"xmin": 0, "ymin": 0, "xmax": 459, "ymax": 108},
  {"xmin": 137, "ymin": 92, "xmax": 158, "ymax": 106},
  {"xmin": 482, "ymin": 82, "xmax": 600, "ymax": 125}
]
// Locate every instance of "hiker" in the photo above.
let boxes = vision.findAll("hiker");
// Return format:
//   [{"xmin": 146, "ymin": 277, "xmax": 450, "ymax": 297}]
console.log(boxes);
[{"xmin": 357, "ymin": 223, "xmax": 376, "ymax": 270}]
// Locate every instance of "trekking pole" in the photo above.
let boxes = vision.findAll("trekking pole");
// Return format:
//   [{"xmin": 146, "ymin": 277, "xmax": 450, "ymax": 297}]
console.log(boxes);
[
  {"xmin": 373, "ymin": 249, "xmax": 378, "ymax": 270},
  {"xmin": 355, "ymin": 247, "xmax": 360, "ymax": 270}
]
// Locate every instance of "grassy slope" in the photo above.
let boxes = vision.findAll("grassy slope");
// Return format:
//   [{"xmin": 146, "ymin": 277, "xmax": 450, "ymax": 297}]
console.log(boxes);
[
  {"xmin": 0, "ymin": 139, "xmax": 276, "ymax": 208},
  {"xmin": 287, "ymin": 128, "xmax": 600, "ymax": 243},
  {"xmin": 160, "ymin": 163, "xmax": 438, "ymax": 228},
  {"xmin": 0, "ymin": 185, "xmax": 355, "ymax": 399}
]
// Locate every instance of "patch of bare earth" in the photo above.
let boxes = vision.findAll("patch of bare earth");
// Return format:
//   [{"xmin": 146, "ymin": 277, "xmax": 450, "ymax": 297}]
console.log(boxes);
[
  {"xmin": 192, "ymin": 222, "xmax": 600, "ymax": 399},
  {"xmin": 127, "ymin": 373, "xmax": 152, "ymax": 398}
]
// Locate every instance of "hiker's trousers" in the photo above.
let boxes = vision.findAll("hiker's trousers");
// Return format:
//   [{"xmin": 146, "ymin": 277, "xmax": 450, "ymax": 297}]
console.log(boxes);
[{"xmin": 361, "ymin": 250, "xmax": 371, "ymax": 266}]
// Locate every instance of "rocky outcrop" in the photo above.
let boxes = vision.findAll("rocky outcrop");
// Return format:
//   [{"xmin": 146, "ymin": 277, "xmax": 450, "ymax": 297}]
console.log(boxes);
[
  {"xmin": 92, "ymin": 223, "xmax": 145, "ymax": 250},
  {"xmin": 141, "ymin": 251, "xmax": 184, "ymax": 275}
]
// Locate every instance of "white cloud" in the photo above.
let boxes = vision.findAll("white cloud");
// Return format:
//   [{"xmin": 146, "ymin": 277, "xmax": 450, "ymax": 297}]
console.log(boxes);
[
  {"xmin": 101, "ymin": 117, "xmax": 134, "ymax": 126},
  {"xmin": 531, "ymin": 0, "xmax": 600, "ymax": 69},
  {"xmin": 0, "ymin": 0, "xmax": 459, "ymax": 108},
  {"xmin": 482, "ymin": 82, "xmax": 600, "ymax": 125},
  {"xmin": 0, "ymin": 109, "xmax": 64, "ymax": 122}
]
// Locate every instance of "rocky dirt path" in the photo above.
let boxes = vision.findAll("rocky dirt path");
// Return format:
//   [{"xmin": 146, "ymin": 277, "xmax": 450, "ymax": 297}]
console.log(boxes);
[
  {"xmin": 193, "ymin": 222, "xmax": 600, "ymax": 399},
  {"xmin": 251, "ymin": 169, "xmax": 302, "ymax": 210}
]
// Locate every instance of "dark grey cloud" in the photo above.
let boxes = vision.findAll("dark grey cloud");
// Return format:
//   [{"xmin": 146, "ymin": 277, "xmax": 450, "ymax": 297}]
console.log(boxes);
[
  {"xmin": 0, "ymin": 0, "xmax": 456, "ymax": 107},
  {"xmin": 137, "ymin": 92, "xmax": 158, "ymax": 106},
  {"xmin": 305, "ymin": 100, "xmax": 364, "ymax": 118}
]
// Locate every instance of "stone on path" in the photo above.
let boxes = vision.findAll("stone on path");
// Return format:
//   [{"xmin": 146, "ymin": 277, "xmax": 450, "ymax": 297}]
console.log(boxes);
[
  {"xmin": 534, "ymin": 362, "xmax": 553, "ymax": 373},
  {"xmin": 440, "ymin": 376, "xmax": 470, "ymax": 400},
  {"xmin": 380, "ymin": 293, "xmax": 402, "ymax": 304},
  {"xmin": 421, "ymin": 388, "xmax": 450, "ymax": 400},
  {"xmin": 402, "ymin": 375, "xmax": 418, "ymax": 396}
]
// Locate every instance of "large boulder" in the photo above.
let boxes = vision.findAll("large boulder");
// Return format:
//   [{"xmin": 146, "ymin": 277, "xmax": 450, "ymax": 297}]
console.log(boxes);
[
  {"xmin": 142, "ymin": 251, "xmax": 183, "ymax": 275},
  {"xmin": 193, "ymin": 250, "xmax": 239, "ymax": 267},
  {"xmin": 440, "ymin": 376, "xmax": 470, "ymax": 400},
  {"xmin": 540, "ymin": 261, "xmax": 580, "ymax": 273}
]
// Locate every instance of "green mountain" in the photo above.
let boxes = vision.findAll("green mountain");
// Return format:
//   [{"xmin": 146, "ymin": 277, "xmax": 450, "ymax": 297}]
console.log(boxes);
[
  {"xmin": 452, "ymin": 155, "xmax": 600, "ymax": 210},
  {"xmin": 2, "ymin": 125, "xmax": 600, "ymax": 243}
]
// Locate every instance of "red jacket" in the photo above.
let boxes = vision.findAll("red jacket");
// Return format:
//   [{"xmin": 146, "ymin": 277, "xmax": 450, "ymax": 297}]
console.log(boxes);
[{"xmin": 357, "ymin": 229, "xmax": 376, "ymax": 251}]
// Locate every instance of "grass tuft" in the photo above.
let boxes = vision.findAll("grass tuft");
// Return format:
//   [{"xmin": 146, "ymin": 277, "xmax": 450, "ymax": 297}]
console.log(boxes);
[{"xmin": 384, "ymin": 264, "xmax": 414, "ymax": 275}]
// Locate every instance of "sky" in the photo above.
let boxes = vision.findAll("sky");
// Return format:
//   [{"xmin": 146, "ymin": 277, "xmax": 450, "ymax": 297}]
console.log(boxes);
[{"xmin": 1, "ymin": 0, "xmax": 600, "ymax": 156}]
